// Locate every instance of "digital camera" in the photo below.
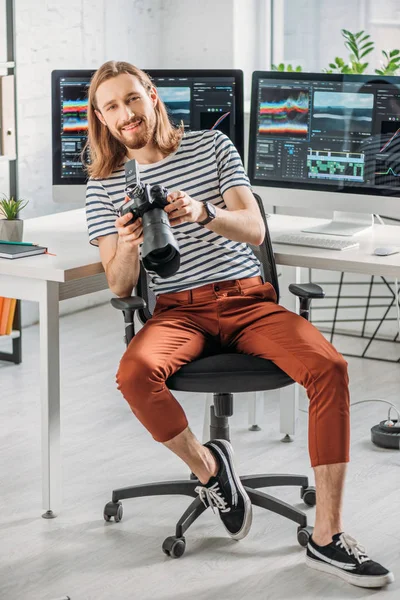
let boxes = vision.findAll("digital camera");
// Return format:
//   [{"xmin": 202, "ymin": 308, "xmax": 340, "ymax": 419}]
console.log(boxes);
[{"xmin": 119, "ymin": 159, "xmax": 180, "ymax": 278}]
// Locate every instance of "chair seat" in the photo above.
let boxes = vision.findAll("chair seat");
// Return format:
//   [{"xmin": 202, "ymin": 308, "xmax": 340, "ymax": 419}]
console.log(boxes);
[{"xmin": 167, "ymin": 353, "xmax": 294, "ymax": 393}]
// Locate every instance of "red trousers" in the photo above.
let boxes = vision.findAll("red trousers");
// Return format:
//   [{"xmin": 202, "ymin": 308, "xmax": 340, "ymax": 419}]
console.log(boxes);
[{"xmin": 116, "ymin": 276, "xmax": 350, "ymax": 467}]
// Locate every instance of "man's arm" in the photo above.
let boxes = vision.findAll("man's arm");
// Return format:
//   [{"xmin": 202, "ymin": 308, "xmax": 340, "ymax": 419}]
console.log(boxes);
[
  {"xmin": 98, "ymin": 210, "xmax": 143, "ymax": 297},
  {"xmin": 165, "ymin": 186, "xmax": 265, "ymax": 246},
  {"xmin": 202, "ymin": 185, "xmax": 265, "ymax": 246}
]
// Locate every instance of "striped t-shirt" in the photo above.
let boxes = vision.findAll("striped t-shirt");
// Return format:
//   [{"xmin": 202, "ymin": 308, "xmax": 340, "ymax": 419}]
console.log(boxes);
[{"xmin": 85, "ymin": 129, "xmax": 261, "ymax": 295}]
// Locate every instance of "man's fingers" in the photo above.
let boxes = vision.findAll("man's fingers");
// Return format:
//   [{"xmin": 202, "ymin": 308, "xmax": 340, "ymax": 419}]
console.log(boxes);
[
  {"xmin": 165, "ymin": 197, "xmax": 187, "ymax": 213},
  {"xmin": 115, "ymin": 212, "xmax": 133, "ymax": 227},
  {"xmin": 121, "ymin": 228, "xmax": 144, "ymax": 243},
  {"xmin": 169, "ymin": 217, "xmax": 184, "ymax": 226},
  {"xmin": 116, "ymin": 216, "xmax": 141, "ymax": 231},
  {"xmin": 167, "ymin": 207, "xmax": 190, "ymax": 219},
  {"xmin": 167, "ymin": 190, "xmax": 185, "ymax": 203}
]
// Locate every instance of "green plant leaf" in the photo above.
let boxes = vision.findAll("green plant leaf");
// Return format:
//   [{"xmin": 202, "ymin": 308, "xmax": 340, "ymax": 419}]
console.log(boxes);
[
  {"xmin": 0, "ymin": 195, "xmax": 29, "ymax": 219},
  {"xmin": 390, "ymin": 49, "xmax": 400, "ymax": 57},
  {"xmin": 346, "ymin": 41, "xmax": 359, "ymax": 56},
  {"xmin": 360, "ymin": 41, "xmax": 374, "ymax": 51},
  {"xmin": 360, "ymin": 47, "xmax": 374, "ymax": 59}
]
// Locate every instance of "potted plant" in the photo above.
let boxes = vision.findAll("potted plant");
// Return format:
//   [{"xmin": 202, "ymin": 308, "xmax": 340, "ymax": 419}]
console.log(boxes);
[
  {"xmin": 325, "ymin": 29, "xmax": 400, "ymax": 75},
  {"xmin": 0, "ymin": 195, "xmax": 29, "ymax": 242}
]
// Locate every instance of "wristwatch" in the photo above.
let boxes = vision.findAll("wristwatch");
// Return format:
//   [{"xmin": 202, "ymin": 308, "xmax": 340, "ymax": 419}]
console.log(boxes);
[{"xmin": 198, "ymin": 201, "xmax": 217, "ymax": 226}]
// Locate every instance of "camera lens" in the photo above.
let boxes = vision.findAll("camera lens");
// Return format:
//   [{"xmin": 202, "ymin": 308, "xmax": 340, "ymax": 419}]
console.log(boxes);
[{"xmin": 149, "ymin": 246, "xmax": 176, "ymax": 262}]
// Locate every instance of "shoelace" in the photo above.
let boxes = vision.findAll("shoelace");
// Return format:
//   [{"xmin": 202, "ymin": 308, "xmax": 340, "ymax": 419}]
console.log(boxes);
[
  {"xmin": 336, "ymin": 533, "xmax": 370, "ymax": 564},
  {"xmin": 195, "ymin": 482, "xmax": 230, "ymax": 514}
]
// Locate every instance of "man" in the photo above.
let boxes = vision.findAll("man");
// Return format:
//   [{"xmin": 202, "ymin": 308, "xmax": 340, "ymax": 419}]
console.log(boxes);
[{"xmin": 85, "ymin": 60, "xmax": 393, "ymax": 588}]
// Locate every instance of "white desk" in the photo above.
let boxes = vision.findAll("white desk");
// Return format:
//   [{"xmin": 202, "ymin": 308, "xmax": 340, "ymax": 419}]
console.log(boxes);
[
  {"xmin": 0, "ymin": 209, "xmax": 108, "ymax": 518},
  {"xmin": 269, "ymin": 213, "xmax": 400, "ymax": 278},
  {"xmin": 1, "ymin": 208, "xmax": 399, "ymax": 517}
]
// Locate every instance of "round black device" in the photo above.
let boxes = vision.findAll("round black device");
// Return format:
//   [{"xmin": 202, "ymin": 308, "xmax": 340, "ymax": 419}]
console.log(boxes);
[{"xmin": 371, "ymin": 419, "xmax": 400, "ymax": 449}]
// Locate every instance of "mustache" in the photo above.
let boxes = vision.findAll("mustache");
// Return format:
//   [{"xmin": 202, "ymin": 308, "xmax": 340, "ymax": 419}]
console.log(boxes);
[{"xmin": 119, "ymin": 116, "xmax": 144, "ymax": 131}]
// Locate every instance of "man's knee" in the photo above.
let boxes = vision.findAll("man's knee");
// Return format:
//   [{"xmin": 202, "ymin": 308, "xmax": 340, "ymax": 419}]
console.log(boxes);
[
  {"xmin": 116, "ymin": 352, "xmax": 164, "ymax": 400},
  {"xmin": 322, "ymin": 353, "xmax": 349, "ymax": 387}
]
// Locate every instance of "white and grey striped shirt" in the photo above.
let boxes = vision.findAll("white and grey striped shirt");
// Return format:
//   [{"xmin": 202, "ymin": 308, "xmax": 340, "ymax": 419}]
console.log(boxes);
[{"xmin": 85, "ymin": 130, "xmax": 261, "ymax": 295}]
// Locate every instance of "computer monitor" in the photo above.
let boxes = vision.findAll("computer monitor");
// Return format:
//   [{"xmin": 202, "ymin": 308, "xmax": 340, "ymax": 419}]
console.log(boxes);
[
  {"xmin": 248, "ymin": 71, "xmax": 400, "ymax": 234},
  {"xmin": 51, "ymin": 69, "xmax": 244, "ymax": 204}
]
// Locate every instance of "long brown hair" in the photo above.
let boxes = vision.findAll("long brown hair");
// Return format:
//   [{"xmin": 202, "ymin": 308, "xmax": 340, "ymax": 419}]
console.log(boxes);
[{"xmin": 83, "ymin": 61, "xmax": 184, "ymax": 179}]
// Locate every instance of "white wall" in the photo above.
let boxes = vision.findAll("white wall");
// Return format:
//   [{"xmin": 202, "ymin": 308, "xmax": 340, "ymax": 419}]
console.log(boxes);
[{"xmin": 16, "ymin": 0, "xmax": 163, "ymax": 221}]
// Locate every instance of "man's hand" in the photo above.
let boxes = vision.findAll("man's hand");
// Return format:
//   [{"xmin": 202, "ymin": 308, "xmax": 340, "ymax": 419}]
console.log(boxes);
[
  {"xmin": 115, "ymin": 196, "xmax": 144, "ymax": 250},
  {"xmin": 164, "ymin": 190, "xmax": 207, "ymax": 226}
]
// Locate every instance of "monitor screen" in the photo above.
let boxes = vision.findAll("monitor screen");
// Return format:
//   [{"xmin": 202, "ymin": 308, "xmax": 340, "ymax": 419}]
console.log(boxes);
[
  {"xmin": 248, "ymin": 71, "xmax": 400, "ymax": 199},
  {"xmin": 52, "ymin": 69, "xmax": 244, "ymax": 188}
]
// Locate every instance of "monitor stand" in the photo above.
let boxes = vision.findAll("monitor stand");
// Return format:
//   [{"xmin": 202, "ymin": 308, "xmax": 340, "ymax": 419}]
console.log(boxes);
[{"xmin": 301, "ymin": 211, "xmax": 374, "ymax": 237}]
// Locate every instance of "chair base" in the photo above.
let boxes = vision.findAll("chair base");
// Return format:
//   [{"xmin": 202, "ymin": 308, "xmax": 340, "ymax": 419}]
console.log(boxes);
[{"xmin": 104, "ymin": 473, "xmax": 316, "ymax": 558}]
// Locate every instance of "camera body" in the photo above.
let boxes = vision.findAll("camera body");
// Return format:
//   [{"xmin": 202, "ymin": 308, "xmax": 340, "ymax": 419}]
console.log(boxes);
[
  {"xmin": 119, "ymin": 159, "xmax": 169, "ymax": 225},
  {"xmin": 119, "ymin": 159, "xmax": 180, "ymax": 278}
]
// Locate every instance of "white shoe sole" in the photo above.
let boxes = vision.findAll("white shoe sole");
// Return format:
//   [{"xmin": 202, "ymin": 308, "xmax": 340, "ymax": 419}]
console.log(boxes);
[
  {"xmin": 306, "ymin": 555, "xmax": 395, "ymax": 588},
  {"xmin": 209, "ymin": 439, "xmax": 253, "ymax": 541}
]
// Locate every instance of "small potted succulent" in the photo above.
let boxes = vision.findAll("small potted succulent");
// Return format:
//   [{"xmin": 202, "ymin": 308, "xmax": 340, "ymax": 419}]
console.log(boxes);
[{"xmin": 0, "ymin": 195, "xmax": 29, "ymax": 242}]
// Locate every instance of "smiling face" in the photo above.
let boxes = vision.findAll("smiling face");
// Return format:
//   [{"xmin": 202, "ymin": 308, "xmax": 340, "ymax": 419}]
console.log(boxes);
[{"xmin": 94, "ymin": 72, "xmax": 158, "ymax": 150}]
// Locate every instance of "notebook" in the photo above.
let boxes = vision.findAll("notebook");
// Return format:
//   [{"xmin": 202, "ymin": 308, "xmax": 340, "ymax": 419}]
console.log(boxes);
[{"xmin": 0, "ymin": 243, "xmax": 47, "ymax": 259}]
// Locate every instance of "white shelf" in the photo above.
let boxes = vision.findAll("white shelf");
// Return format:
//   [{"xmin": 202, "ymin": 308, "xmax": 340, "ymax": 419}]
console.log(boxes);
[
  {"xmin": 0, "ymin": 329, "xmax": 20, "ymax": 339},
  {"xmin": 0, "ymin": 61, "xmax": 15, "ymax": 69}
]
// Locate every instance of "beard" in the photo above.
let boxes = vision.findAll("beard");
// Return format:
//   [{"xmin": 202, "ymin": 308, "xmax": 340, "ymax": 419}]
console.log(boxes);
[{"xmin": 114, "ymin": 113, "xmax": 156, "ymax": 150}]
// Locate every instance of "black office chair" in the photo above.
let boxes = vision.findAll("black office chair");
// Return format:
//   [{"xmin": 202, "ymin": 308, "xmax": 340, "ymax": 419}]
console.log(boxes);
[{"xmin": 104, "ymin": 193, "xmax": 325, "ymax": 558}]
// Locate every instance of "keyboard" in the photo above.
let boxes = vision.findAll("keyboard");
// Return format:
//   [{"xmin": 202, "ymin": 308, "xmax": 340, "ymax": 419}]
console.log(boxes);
[{"xmin": 272, "ymin": 233, "xmax": 359, "ymax": 251}]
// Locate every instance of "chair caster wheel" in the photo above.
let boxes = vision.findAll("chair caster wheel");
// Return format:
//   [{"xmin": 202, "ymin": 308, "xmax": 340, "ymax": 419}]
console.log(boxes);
[
  {"xmin": 162, "ymin": 535, "xmax": 186, "ymax": 558},
  {"xmin": 103, "ymin": 501, "xmax": 123, "ymax": 523},
  {"xmin": 301, "ymin": 486, "xmax": 316, "ymax": 507},
  {"xmin": 297, "ymin": 525, "xmax": 314, "ymax": 547}
]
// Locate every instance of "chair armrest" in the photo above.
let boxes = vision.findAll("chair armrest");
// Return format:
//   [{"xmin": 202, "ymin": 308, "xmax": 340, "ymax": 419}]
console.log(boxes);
[
  {"xmin": 110, "ymin": 296, "xmax": 147, "ymax": 311},
  {"xmin": 288, "ymin": 283, "xmax": 325, "ymax": 299},
  {"xmin": 288, "ymin": 283, "xmax": 325, "ymax": 321},
  {"xmin": 110, "ymin": 296, "xmax": 147, "ymax": 347}
]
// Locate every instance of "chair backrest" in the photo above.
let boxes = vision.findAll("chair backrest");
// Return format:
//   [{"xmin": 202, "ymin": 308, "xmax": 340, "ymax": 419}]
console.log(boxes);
[{"xmin": 136, "ymin": 192, "xmax": 279, "ymax": 325}]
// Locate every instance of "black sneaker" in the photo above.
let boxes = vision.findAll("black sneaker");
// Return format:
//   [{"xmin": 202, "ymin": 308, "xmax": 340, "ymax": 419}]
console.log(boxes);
[
  {"xmin": 194, "ymin": 439, "xmax": 252, "ymax": 540},
  {"xmin": 306, "ymin": 532, "xmax": 394, "ymax": 588}
]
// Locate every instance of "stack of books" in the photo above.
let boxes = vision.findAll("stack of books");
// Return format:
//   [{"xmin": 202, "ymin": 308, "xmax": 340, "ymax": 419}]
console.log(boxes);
[{"xmin": 0, "ymin": 296, "xmax": 17, "ymax": 335}]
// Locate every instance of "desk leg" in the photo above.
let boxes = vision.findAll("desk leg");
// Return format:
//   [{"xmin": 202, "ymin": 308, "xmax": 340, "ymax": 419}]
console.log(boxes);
[
  {"xmin": 277, "ymin": 266, "xmax": 301, "ymax": 442},
  {"xmin": 39, "ymin": 281, "xmax": 60, "ymax": 518}
]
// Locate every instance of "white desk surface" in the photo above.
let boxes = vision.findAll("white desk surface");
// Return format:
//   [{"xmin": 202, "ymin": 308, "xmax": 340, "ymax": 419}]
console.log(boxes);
[
  {"xmin": 1, "ymin": 209, "xmax": 400, "ymax": 283},
  {"xmin": 0, "ymin": 208, "xmax": 99, "ymax": 282},
  {"xmin": 268, "ymin": 214, "xmax": 400, "ymax": 278}
]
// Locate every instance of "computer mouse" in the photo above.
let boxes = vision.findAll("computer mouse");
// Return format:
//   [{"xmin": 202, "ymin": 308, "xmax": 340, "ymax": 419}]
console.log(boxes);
[{"xmin": 373, "ymin": 247, "xmax": 399, "ymax": 256}]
